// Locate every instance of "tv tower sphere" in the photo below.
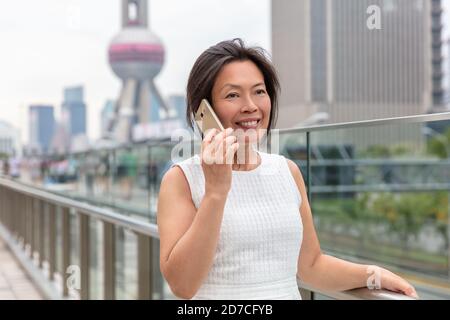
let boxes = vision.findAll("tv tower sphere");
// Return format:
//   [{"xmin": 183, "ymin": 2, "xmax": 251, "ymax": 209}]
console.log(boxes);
[
  {"xmin": 107, "ymin": 0, "xmax": 170, "ymax": 143},
  {"xmin": 108, "ymin": 28, "xmax": 165, "ymax": 81}
]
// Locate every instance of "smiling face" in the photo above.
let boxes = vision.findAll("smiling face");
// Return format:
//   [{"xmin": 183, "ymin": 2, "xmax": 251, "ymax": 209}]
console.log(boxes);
[{"xmin": 211, "ymin": 60, "xmax": 271, "ymax": 144}]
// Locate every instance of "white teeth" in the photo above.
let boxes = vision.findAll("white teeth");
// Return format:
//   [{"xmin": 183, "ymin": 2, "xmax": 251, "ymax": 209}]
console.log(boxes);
[{"xmin": 238, "ymin": 120, "xmax": 258, "ymax": 127}]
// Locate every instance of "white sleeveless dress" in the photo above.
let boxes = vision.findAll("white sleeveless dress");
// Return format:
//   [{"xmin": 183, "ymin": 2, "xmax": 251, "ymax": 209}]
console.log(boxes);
[{"xmin": 172, "ymin": 150, "xmax": 303, "ymax": 300}]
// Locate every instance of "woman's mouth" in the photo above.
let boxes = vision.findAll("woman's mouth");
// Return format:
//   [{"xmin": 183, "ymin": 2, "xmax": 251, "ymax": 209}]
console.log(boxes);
[{"xmin": 235, "ymin": 119, "xmax": 261, "ymax": 130}]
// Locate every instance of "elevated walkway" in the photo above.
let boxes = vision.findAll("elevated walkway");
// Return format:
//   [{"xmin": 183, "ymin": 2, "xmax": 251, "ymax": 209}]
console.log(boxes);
[{"xmin": 0, "ymin": 237, "xmax": 42, "ymax": 300}]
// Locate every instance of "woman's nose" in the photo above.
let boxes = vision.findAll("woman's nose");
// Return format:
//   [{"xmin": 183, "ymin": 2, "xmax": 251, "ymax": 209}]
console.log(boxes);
[{"xmin": 240, "ymin": 97, "xmax": 258, "ymax": 113}]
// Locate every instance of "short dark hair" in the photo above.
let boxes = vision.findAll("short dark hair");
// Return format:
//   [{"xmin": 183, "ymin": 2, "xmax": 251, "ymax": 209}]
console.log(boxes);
[{"xmin": 186, "ymin": 38, "xmax": 280, "ymax": 133}]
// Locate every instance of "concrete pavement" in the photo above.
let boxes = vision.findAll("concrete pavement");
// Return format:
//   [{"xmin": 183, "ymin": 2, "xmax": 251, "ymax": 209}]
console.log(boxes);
[{"xmin": 0, "ymin": 237, "xmax": 43, "ymax": 300}]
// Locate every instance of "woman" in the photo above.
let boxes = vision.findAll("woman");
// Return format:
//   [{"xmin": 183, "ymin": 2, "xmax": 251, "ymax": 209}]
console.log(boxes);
[{"xmin": 157, "ymin": 38, "xmax": 418, "ymax": 300}]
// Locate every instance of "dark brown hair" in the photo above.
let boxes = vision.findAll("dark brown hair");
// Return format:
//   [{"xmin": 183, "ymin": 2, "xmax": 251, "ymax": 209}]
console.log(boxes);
[{"xmin": 186, "ymin": 38, "xmax": 279, "ymax": 133}]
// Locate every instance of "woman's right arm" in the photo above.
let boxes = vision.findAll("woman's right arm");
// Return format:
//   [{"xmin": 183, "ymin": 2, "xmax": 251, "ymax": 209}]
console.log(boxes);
[{"xmin": 157, "ymin": 128, "xmax": 238, "ymax": 299}]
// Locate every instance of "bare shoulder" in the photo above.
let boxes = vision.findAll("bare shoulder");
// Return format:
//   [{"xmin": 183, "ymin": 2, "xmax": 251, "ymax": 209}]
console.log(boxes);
[
  {"xmin": 157, "ymin": 165, "xmax": 195, "ymax": 220},
  {"xmin": 160, "ymin": 165, "xmax": 184, "ymax": 184},
  {"xmin": 160, "ymin": 165, "xmax": 190, "ymax": 194}
]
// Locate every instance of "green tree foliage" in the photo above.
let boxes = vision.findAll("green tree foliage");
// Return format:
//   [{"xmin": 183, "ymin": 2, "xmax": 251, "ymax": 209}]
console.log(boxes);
[
  {"xmin": 427, "ymin": 127, "xmax": 450, "ymax": 159},
  {"xmin": 368, "ymin": 193, "xmax": 446, "ymax": 251},
  {"xmin": 359, "ymin": 144, "xmax": 413, "ymax": 159},
  {"xmin": 314, "ymin": 192, "xmax": 448, "ymax": 253},
  {"xmin": 360, "ymin": 145, "xmax": 391, "ymax": 158}
]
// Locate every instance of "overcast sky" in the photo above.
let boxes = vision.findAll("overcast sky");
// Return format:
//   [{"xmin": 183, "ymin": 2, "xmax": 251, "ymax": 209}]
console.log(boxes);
[
  {"xmin": 1, "ymin": 0, "xmax": 450, "ymax": 144},
  {"xmin": 0, "ymin": 0, "xmax": 270, "ymax": 143}
]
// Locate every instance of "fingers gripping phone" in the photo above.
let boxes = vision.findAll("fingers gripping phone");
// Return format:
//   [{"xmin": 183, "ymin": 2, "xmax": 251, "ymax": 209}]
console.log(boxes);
[{"xmin": 194, "ymin": 99, "xmax": 225, "ymax": 138}]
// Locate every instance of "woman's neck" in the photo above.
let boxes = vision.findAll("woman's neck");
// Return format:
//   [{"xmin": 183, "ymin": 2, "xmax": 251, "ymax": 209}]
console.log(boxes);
[{"xmin": 232, "ymin": 143, "xmax": 260, "ymax": 171}]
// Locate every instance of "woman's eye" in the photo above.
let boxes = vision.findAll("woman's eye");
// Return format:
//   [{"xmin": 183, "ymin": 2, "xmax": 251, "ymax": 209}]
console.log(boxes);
[
  {"xmin": 256, "ymin": 89, "xmax": 266, "ymax": 95},
  {"xmin": 226, "ymin": 93, "xmax": 239, "ymax": 99}
]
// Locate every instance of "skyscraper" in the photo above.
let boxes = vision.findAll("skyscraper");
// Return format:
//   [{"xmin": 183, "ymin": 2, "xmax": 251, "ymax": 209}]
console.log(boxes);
[
  {"xmin": 107, "ymin": 0, "xmax": 169, "ymax": 143},
  {"xmin": 62, "ymin": 85, "xmax": 87, "ymax": 139},
  {"xmin": 271, "ymin": 1, "xmax": 314, "ymax": 126},
  {"xmin": 101, "ymin": 99, "xmax": 116, "ymax": 138},
  {"xmin": 272, "ymin": 0, "xmax": 433, "ymax": 128},
  {"xmin": 29, "ymin": 105, "xmax": 55, "ymax": 154}
]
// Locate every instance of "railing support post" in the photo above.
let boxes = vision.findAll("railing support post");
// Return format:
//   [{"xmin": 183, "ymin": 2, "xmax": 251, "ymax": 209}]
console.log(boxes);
[
  {"xmin": 137, "ymin": 234, "xmax": 152, "ymax": 300},
  {"xmin": 48, "ymin": 204, "xmax": 56, "ymax": 281},
  {"xmin": 79, "ymin": 212, "xmax": 90, "ymax": 300},
  {"xmin": 62, "ymin": 207, "xmax": 71, "ymax": 297},
  {"xmin": 39, "ymin": 200, "xmax": 45, "ymax": 268},
  {"xmin": 103, "ymin": 222, "xmax": 115, "ymax": 300}
]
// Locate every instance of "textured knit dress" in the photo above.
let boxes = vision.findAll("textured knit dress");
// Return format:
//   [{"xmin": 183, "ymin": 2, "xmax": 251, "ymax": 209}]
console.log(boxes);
[{"xmin": 172, "ymin": 150, "xmax": 303, "ymax": 300}]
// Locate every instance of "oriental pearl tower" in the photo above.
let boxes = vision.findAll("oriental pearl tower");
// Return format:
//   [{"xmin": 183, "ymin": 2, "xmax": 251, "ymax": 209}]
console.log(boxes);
[{"xmin": 108, "ymin": 0, "xmax": 169, "ymax": 143}]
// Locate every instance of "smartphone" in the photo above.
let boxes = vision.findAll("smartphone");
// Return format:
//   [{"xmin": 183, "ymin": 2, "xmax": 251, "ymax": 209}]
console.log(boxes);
[{"xmin": 194, "ymin": 99, "xmax": 225, "ymax": 137}]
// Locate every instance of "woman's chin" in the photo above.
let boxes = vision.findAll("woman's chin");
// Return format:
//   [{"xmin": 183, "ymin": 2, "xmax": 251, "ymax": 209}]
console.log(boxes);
[{"xmin": 233, "ymin": 127, "xmax": 265, "ymax": 144}]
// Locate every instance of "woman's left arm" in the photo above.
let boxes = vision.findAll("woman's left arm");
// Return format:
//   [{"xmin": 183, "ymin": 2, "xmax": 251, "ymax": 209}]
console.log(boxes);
[{"xmin": 286, "ymin": 159, "xmax": 419, "ymax": 299}]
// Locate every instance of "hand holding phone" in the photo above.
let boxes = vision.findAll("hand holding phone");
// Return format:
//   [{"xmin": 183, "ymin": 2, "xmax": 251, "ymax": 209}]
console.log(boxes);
[
  {"xmin": 195, "ymin": 99, "xmax": 239, "ymax": 186},
  {"xmin": 194, "ymin": 99, "xmax": 225, "ymax": 136}
]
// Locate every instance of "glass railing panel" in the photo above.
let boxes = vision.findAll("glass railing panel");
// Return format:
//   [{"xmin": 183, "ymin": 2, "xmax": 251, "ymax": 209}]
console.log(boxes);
[
  {"xmin": 306, "ymin": 120, "xmax": 450, "ymax": 297},
  {"xmin": 91, "ymin": 150, "xmax": 113, "ymax": 205},
  {"xmin": 278, "ymin": 130, "xmax": 309, "ymax": 180},
  {"xmin": 130, "ymin": 145, "xmax": 152, "ymax": 214},
  {"xmin": 111, "ymin": 147, "xmax": 140, "ymax": 212},
  {"xmin": 71, "ymin": 153, "xmax": 87, "ymax": 197},
  {"xmin": 81, "ymin": 152, "xmax": 97, "ymax": 199}
]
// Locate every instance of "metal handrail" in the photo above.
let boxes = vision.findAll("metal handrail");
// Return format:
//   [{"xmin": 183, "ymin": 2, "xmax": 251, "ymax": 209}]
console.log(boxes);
[
  {"xmin": 0, "ymin": 177, "xmax": 158, "ymax": 238},
  {"xmin": 279, "ymin": 111, "xmax": 450, "ymax": 134},
  {"xmin": 0, "ymin": 175, "xmax": 156, "ymax": 221},
  {"xmin": 298, "ymin": 280, "xmax": 415, "ymax": 300}
]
